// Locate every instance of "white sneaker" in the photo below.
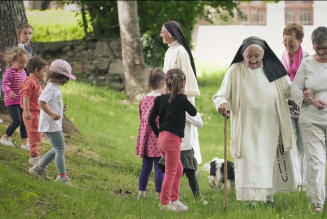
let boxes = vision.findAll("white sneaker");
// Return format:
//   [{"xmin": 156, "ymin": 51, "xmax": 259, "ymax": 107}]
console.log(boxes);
[
  {"xmin": 159, "ymin": 203, "xmax": 177, "ymax": 211},
  {"xmin": 28, "ymin": 165, "xmax": 52, "ymax": 181},
  {"xmin": 193, "ymin": 196, "xmax": 208, "ymax": 205},
  {"xmin": 21, "ymin": 143, "xmax": 30, "ymax": 151},
  {"xmin": 314, "ymin": 204, "xmax": 323, "ymax": 213},
  {"xmin": 0, "ymin": 137, "xmax": 14, "ymax": 146},
  {"xmin": 169, "ymin": 199, "xmax": 188, "ymax": 211},
  {"xmin": 28, "ymin": 157, "xmax": 42, "ymax": 166},
  {"xmin": 0, "ymin": 118, "xmax": 3, "ymax": 123},
  {"xmin": 55, "ymin": 176, "xmax": 73, "ymax": 186}
]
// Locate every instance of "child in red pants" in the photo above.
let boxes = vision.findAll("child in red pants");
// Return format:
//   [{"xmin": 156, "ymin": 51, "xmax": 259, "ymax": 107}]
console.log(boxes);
[
  {"xmin": 149, "ymin": 68, "xmax": 197, "ymax": 212},
  {"xmin": 19, "ymin": 56, "xmax": 48, "ymax": 165}
]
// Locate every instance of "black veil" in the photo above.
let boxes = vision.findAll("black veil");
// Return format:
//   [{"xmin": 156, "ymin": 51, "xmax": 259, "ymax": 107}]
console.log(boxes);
[
  {"xmin": 230, "ymin": 36, "xmax": 288, "ymax": 82},
  {"xmin": 164, "ymin": 21, "xmax": 197, "ymax": 78}
]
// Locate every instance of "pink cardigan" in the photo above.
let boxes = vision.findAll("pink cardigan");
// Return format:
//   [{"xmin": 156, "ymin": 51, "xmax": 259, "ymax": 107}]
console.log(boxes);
[{"xmin": 1, "ymin": 67, "xmax": 27, "ymax": 106}]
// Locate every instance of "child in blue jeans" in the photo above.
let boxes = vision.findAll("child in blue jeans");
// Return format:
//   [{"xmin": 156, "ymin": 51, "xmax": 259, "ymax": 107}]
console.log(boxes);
[{"xmin": 28, "ymin": 59, "xmax": 76, "ymax": 185}]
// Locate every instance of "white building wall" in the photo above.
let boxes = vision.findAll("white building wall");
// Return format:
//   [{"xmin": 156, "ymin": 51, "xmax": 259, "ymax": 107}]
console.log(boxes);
[
  {"xmin": 266, "ymin": 1, "xmax": 285, "ymax": 27},
  {"xmin": 194, "ymin": 1, "xmax": 325, "ymax": 74},
  {"xmin": 195, "ymin": 25, "xmax": 317, "ymax": 72},
  {"xmin": 313, "ymin": 1, "xmax": 327, "ymax": 26}
]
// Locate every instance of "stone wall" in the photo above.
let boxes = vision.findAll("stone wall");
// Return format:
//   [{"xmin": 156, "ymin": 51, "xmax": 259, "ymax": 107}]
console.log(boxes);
[{"xmin": 33, "ymin": 36, "xmax": 124, "ymax": 90}]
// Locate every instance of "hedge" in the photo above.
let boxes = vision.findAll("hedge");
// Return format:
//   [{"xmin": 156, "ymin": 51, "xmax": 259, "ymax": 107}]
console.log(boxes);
[{"xmin": 26, "ymin": 9, "xmax": 92, "ymax": 42}]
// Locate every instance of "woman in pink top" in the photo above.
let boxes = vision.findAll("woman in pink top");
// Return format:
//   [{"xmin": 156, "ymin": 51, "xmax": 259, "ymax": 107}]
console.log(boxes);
[
  {"xmin": 281, "ymin": 23, "xmax": 309, "ymax": 190},
  {"xmin": 0, "ymin": 47, "xmax": 29, "ymax": 147}
]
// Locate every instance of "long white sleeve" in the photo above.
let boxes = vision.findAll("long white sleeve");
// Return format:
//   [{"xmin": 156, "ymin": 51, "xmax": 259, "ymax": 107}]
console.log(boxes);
[
  {"xmin": 186, "ymin": 112, "xmax": 203, "ymax": 128},
  {"xmin": 290, "ymin": 61, "xmax": 307, "ymax": 107},
  {"xmin": 212, "ymin": 68, "xmax": 232, "ymax": 111}
]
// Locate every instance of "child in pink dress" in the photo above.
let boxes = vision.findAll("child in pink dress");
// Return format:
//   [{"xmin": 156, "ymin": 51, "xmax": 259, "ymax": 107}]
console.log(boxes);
[{"xmin": 136, "ymin": 68, "xmax": 166, "ymax": 199}]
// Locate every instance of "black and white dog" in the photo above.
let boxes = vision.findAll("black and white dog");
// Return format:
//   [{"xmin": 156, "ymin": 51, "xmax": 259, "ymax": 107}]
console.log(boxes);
[{"xmin": 202, "ymin": 158, "xmax": 235, "ymax": 191}]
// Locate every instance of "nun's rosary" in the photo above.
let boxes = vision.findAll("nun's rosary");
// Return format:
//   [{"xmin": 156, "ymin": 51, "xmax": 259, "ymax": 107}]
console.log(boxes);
[{"xmin": 277, "ymin": 137, "xmax": 288, "ymax": 182}]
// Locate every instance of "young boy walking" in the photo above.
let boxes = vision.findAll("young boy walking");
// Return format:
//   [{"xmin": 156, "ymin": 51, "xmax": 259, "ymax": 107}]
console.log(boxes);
[{"xmin": 20, "ymin": 56, "xmax": 48, "ymax": 165}]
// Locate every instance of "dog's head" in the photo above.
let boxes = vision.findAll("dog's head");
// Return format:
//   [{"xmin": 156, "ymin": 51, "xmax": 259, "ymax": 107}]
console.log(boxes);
[
  {"xmin": 210, "ymin": 158, "xmax": 224, "ymax": 174},
  {"xmin": 207, "ymin": 158, "xmax": 224, "ymax": 185}
]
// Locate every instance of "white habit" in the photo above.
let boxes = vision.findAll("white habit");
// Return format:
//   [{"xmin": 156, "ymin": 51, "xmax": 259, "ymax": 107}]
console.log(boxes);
[
  {"xmin": 163, "ymin": 40, "xmax": 202, "ymax": 164},
  {"xmin": 213, "ymin": 61, "xmax": 297, "ymax": 201}
]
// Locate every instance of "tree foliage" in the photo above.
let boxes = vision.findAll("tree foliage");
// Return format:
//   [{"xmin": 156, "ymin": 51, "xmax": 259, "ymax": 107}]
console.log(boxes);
[{"xmin": 67, "ymin": 1, "xmax": 243, "ymax": 66}]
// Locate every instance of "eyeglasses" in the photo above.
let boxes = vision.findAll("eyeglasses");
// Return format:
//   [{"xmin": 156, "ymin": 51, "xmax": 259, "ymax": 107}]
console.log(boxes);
[
  {"xmin": 313, "ymin": 46, "xmax": 327, "ymax": 52},
  {"xmin": 282, "ymin": 39, "xmax": 298, "ymax": 44},
  {"xmin": 160, "ymin": 30, "xmax": 167, "ymax": 34}
]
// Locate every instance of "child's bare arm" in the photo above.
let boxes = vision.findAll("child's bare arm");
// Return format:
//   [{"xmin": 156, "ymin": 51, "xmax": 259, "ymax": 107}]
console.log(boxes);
[
  {"xmin": 38, "ymin": 100, "xmax": 61, "ymax": 120},
  {"xmin": 23, "ymin": 97, "xmax": 32, "ymax": 120}
]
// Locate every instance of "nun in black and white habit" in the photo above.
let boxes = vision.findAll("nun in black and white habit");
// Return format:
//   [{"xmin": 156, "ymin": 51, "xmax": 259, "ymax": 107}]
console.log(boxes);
[
  {"xmin": 212, "ymin": 36, "xmax": 300, "ymax": 204},
  {"xmin": 160, "ymin": 21, "xmax": 202, "ymax": 165},
  {"xmin": 158, "ymin": 21, "xmax": 205, "ymax": 201}
]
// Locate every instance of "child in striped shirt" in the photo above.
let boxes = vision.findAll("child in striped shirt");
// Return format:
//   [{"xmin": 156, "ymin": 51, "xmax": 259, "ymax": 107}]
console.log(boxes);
[{"xmin": 0, "ymin": 47, "xmax": 29, "ymax": 148}]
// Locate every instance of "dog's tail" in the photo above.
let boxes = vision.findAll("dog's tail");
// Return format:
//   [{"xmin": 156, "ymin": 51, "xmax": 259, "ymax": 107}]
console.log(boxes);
[{"xmin": 201, "ymin": 163, "xmax": 211, "ymax": 173}]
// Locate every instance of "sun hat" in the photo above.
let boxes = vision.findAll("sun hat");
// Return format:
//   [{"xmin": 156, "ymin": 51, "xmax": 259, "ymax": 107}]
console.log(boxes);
[{"xmin": 49, "ymin": 59, "xmax": 76, "ymax": 80}]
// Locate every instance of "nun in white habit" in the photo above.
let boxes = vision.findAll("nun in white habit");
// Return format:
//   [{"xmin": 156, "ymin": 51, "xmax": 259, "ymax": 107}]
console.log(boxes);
[
  {"xmin": 212, "ymin": 36, "xmax": 301, "ymax": 205},
  {"xmin": 159, "ymin": 21, "xmax": 202, "ymax": 164},
  {"xmin": 158, "ymin": 21, "xmax": 205, "ymax": 202}
]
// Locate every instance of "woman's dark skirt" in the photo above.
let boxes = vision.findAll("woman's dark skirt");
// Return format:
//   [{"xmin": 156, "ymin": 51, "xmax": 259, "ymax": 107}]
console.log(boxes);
[{"xmin": 158, "ymin": 149, "xmax": 198, "ymax": 174}]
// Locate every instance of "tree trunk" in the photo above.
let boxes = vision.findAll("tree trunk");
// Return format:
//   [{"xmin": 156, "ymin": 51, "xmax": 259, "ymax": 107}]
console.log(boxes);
[
  {"xmin": 0, "ymin": 0, "xmax": 28, "ymax": 53},
  {"xmin": 0, "ymin": 0, "xmax": 36, "ymax": 76},
  {"xmin": 117, "ymin": 1, "xmax": 148, "ymax": 101},
  {"xmin": 0, "ymin": 0, "xmax": 79, "ymax": 136},
  {"xmin": 0, "ymin": 0, "xmax": 28, "ymax": 101},
  {"xmin": 81, "ymin": 2, "xmax": 89, "ymax": 37}
]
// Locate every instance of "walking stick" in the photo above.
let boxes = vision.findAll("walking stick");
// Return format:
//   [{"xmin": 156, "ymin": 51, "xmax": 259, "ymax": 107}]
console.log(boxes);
[{"xmin": 223, "ymin": 110, "xmax": 230, "ymax": 209}]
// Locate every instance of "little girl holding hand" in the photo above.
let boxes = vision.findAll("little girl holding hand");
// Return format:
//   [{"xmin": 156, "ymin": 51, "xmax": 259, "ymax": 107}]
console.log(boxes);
[{"xmin": 149, "ymin": 68, "xmax": 197, "ymax": 212}]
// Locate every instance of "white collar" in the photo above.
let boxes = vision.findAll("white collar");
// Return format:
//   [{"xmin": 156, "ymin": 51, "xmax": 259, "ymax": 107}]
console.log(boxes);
[
  {"xmin": 168, "ymin": 40, "xmax": 180, "ymax": 48},
  {"xmin": 147, "ymin": 91, "xmax": 161, "ymax": 96}
]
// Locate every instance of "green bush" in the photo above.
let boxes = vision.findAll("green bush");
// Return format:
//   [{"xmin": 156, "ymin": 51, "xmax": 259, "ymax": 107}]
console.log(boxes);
[
  {"xmin": 66, "ymin": 1, "xmax": 240, "ymax": 67},
  {"xmin": 26, "ymin": 9, "xmax": 92, "ymax": 42}
]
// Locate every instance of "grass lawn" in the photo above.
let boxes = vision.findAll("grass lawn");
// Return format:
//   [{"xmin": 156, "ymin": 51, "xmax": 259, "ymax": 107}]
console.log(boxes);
[{"xmin": 0, "ymin": 73, "xmax": 324, "ymax": 218}]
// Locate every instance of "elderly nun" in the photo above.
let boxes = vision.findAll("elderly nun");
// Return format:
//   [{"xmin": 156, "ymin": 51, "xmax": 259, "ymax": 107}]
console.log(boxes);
[{"xmin": 212, "ymin": 36, "xmax": 304, "ymax": 206}]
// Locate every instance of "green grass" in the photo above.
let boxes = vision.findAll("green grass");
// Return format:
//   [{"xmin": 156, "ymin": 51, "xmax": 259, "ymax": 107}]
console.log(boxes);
[
  {"xmin": 0, "ymin": 74, "xmax": 324, "ymax": 218},
  {"xmin": 194, "ymin": 59, "xmax": 229, "ymax": 78}
]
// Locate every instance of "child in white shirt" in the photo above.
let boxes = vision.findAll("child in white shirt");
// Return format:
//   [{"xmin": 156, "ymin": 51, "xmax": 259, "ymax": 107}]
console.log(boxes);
[{"xmin": 28, "ymin": 59, "xmax": 76, "ymax": 185}]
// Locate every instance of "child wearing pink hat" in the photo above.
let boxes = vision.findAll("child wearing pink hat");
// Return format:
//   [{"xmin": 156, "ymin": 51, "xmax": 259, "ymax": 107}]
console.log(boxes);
[{"xmin": 28, "ymin": 59, "xmax": 76, "ymax": 185}]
